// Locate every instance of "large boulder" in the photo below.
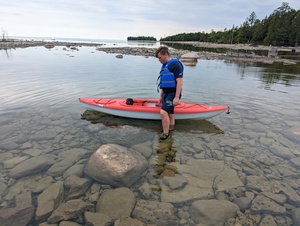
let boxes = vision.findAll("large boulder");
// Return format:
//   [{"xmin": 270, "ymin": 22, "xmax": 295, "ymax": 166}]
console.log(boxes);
[
  {"xmin": 84, "ymin": 144, "xmax": 148, "ymax": 187},
  {"xmin": 180, "ymin": 52, "xmax": 198, "ymax": 66}
]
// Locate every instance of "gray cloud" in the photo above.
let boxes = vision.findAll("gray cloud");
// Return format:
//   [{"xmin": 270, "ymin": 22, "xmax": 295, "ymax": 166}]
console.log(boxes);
[{"xmin": 1, "ymin": 0, "xmax": 299, "ymax": 39}]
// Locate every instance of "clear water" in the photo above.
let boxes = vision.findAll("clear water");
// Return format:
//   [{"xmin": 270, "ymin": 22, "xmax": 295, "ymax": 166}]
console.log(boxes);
[{"xmin": 1, "ymin": 43, "xmax": 300, "ymax": 224}]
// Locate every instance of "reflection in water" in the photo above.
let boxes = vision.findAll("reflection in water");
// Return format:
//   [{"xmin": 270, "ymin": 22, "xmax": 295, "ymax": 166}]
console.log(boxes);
[
  {"xmin": 127, "ymin": 40, "xmax": 159, "ymax": 47},
  {"xmin": 153, "ymin": 133, "xmax": 178, "ymax": 179},
  {"xmin": 166, "ymin": 43, "xmax": 228, "ymax": 54},
  {"xmin": 80, "ymin": 110, "xmax": 160, "ymax": 130},
  {"xmin": 225, "ymin": 61, "xmax": 300, "ymax": 90},
  {"xmin": 278, "ymin": 50, "xmax": 300, "ymax": 61},
  {"xmin": 165, "ymin": 42, "xmax": 269, "ymax": 56},
  {"xmin": 174, "ymin": 120, "xmax": 224, "ymax": 134},
  {"xmin": 260, "ymin": 67, "xmax": 300, "ymax": 88},
  {"xmin": 80, "ymin": 110, "xmax": 224, "ymax": 134},
  {"xmin": 151, "ymin": 119, "xmax": 225, "ymax": 179},
  {"xmin": 261, "ymin": 73, "xmax": 297, "ymax": 89},
  {"xmin": 1, "ymin": 49, "xmax": 12, "ymax": 58}
]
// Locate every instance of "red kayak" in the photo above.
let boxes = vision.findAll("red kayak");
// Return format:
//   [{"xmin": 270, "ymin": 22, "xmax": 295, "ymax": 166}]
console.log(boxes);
[{"xmin": 79, "ymin": 98, "xmax": 229, "ymax": 120}]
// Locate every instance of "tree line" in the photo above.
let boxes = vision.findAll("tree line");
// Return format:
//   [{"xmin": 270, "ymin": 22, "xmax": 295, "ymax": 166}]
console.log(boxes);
[{"xmin": 160, "ymin": 2, "xmax": 300, "ymax": 47}]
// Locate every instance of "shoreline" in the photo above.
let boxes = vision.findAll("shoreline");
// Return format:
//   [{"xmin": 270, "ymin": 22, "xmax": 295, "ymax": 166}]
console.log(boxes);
[
  {"xmin": 162, "ymin": 41, "xmax": 300, "ymax": 52},
  {"xmin": 0, "ymin": 40, "xmax": 103, "ymax": 49},
  {"xmin": 1, "ymin": 40, "xmax": 299, "ymax": 65}
]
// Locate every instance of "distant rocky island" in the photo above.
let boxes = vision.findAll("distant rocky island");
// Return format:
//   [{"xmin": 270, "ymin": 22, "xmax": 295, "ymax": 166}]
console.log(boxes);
[{"xmin": 127, "ymin": 36, "xmax": 157, "ymax": 41}]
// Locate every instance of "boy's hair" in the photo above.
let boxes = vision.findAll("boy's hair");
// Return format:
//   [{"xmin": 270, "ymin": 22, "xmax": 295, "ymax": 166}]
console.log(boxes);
[{"xmin": 155, "ymin": 46, "xmax": 169, "ymax": 57}]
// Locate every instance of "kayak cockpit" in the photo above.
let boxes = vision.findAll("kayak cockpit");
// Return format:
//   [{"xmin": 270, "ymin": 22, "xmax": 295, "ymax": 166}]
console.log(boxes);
[{"xmin": 122, "ymin": 98, "xmax": 159, "ymax": 108}]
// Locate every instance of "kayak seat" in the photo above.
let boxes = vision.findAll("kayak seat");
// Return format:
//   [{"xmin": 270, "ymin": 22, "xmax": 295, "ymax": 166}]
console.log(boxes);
[{"xmin": 126, "ymin": 98, "xmax": 134, "ymax": 105}]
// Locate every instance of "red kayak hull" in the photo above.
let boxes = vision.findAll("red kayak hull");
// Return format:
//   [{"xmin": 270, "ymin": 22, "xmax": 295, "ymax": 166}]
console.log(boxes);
[{"xmin": 79, "ymin": 98, "xmax": 229, "ymax": 120}]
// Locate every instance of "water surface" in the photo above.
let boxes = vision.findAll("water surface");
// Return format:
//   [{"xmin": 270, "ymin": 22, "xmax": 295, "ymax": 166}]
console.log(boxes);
[{"xmin": 1, "ymin": 44, "xmax": 300, "ymax": 225}]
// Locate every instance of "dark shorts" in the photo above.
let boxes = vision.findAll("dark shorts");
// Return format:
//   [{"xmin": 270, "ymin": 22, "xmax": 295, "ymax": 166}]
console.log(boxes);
[{"xmin": 162, "ymin": 92, "xmax": 176, "ymax": 114}]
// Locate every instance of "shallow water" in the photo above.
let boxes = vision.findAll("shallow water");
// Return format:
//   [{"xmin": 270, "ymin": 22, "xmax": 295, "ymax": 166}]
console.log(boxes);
[{"xmin": 1, "ymin": 44, "xmax": 300, "ymax": 225}]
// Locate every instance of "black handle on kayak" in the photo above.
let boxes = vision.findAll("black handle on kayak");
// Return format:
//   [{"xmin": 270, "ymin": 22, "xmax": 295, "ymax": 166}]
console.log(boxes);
[{"xmin": 226, "ymin": 107, "xmax": 230, "ymax": 114}]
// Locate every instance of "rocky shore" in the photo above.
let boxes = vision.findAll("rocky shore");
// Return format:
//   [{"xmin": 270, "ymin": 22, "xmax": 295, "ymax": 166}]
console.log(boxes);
[
  {"xmin": 97, "ymin": 46, "xmax": 296, "ymax": 66},
  {"xmin": 0, "ymin": 40, "xmax": 103, "ymax": 49},
  {"xmin": 1, "ymin": 40, "xmax": 299, "ymax": 65}
]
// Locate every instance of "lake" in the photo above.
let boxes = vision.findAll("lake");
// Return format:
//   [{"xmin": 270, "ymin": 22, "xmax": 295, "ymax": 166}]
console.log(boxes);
[{"xmin": 1, "ymin": 42, "xmax": 300, "ymax": 225}]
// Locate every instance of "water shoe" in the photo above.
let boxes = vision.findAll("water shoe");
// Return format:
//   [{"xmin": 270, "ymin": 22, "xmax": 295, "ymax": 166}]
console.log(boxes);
[{"xmin": 159, "ymin": 133, "xmax": 169, "ymax": 141}]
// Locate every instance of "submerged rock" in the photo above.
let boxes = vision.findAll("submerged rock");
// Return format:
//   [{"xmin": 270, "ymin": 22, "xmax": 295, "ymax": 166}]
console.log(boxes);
[
  {"xmin": 114, "ymin": 217, "xmax": 146, "ymax": 226},
  {"xmin": 282, "ymin": 127, "xmax": 300, "ymax": 144},
  {"xmin": 96, "ymin": 187, "xmax": 135, "ymax": 220},
  {"xmin": 35, "ymin": 181, "xmax": 64, "ymax": 222},
  {"xmin": 0, "ymin": 205, "xmax": 35, "ymax": 226},
  {"xmin": 251, "ymin": 195, "xmax": 286, "ymax": 214},
  {"xmin": 84, "ymin": 212, "xmax": 113, "ymax": 226},
  {"xmin": 47, "ymin": 199, "xmax": 94, "ymax": 224},
  {"xmin": 47, "ymin": 148, "xmax": 89, "ymax": 177},
  {"xmin": 189, "ymin": 199, "xmax": 239, "ymax": 226},
  {"xmin": 9, "ymin": 155, "xmax": 56, "ymax": 179},
  {"xmin": 64, "ymin": 175, "xmax": 91, "ymax": 200},
  {"xmin": 132, "ymin": 200, "xmax": 178, "ymax": 226},
  {"xmin": 292, "ymin": 208, "xmax": 300, "ymax": 225}
]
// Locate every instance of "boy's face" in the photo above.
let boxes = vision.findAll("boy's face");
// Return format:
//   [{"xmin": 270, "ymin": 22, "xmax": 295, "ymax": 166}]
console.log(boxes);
[{"xmin": 157, "ymin": 53, "xmax": 169, "ymax": 65}]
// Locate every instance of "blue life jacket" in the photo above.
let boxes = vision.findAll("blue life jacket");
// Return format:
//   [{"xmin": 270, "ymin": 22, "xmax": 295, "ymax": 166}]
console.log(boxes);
[{"xmin": 157, "ymin": 58, "xmax": 179, "ymax": 90}]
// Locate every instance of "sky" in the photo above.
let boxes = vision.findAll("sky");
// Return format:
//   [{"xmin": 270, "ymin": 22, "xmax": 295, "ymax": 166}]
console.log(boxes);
[{"xmin": 1, "ymin": 0, "xmax": 299, "ymax": 41}]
